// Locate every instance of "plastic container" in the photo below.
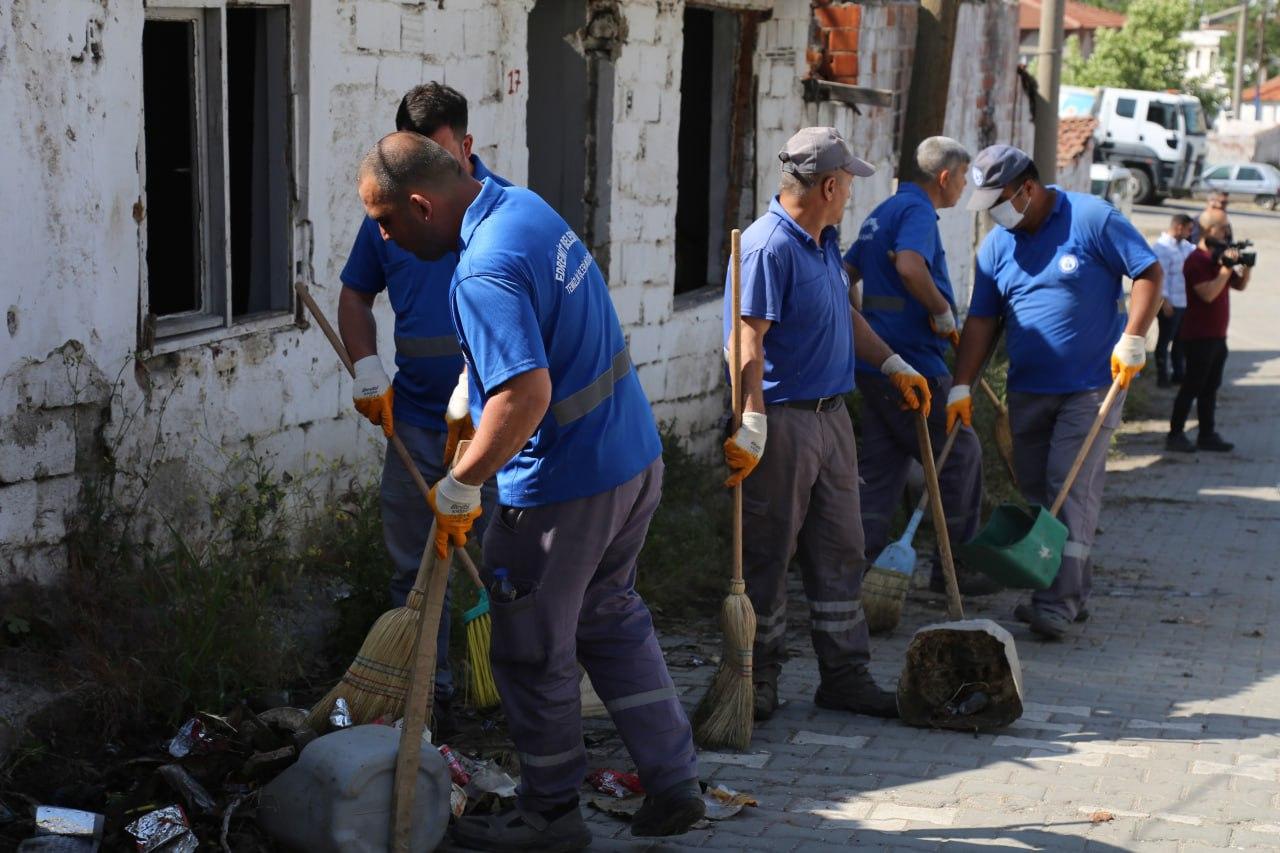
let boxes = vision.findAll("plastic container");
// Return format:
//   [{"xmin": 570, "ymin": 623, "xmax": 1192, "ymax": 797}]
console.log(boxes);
[{"xmin": 257, "ymin": 724, "xmax": 451, "ymax": 853}]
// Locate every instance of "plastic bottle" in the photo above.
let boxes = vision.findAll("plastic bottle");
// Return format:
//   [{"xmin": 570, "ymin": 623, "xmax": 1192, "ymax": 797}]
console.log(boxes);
[{"xmin": 491, "ymin": 568, "xmax": 517, "ymax": 603}]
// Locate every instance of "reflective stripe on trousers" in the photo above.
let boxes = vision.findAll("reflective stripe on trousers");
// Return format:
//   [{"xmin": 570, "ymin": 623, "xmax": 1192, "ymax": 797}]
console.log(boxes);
[
  {"xmin": 395, "ymin": 334, "xmax": 461, "ymax": 358},
  {"xmin": 551, "ymin": 349, "xmax": 632, "ymax": 426}
]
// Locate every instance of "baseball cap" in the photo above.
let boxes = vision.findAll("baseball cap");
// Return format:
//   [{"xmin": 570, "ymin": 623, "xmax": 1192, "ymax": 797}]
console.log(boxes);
[
  {"xmin": 965, "ymin": 144, "xmax": 1034, "ymax": 211},
  {"xmin": 779, "ymin": 127, "xmax": 876, "ymax": 179}
]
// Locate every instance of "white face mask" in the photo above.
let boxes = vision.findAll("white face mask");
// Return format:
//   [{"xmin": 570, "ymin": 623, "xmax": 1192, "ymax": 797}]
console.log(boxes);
[{"xmin": 989, "ymin": 184, "xmax": 1029, "ymax": 230}]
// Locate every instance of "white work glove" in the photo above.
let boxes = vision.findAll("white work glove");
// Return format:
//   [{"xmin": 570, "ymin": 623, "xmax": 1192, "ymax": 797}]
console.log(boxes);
[
  {"xmin": 352, "ymin": 355, "xmax": 394, "ymax": 437},
  {"xmin": 929, "ymin": 310, "xmax": 960, "ymax": 347},
  {"xmin": 946, "ymin": 384, "xmax": 972, "ymax": 432},
  {"xmin": 723, "ymin": 411, "xmax": 767, "ymax": 488},
  {"xmin": 444, "ymin": 370, "xmax": 473, "ymax": 466},
  {"xmin": 881, "ymin": 354, "xmax": 932, "ymax": 418},
  {"xmin": 426, "ymin": 470, "xmax": 483, "ymax": 560},
  {"xmin": 1110, "ymin": 333, "xmax": 1146, "ymax": 390}
]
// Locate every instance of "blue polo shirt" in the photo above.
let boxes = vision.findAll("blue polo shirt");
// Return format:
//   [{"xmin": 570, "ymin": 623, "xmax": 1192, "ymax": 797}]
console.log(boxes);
[
  {"xmin": 340, "ymin": 156, "xmax": 511, "ymax": 431},
  {"xmin": 450, "ymin": 179, "xmax": 661, "ymax": 507},
  {"xmin": 725, "ymin": 197, "xmax": 856, "ymax": 404},
  {"xmin": 844, "ymin": 182, "xmax": 954, "ymax": 378},
  {"xmin": 969, "ymin": 187, "xmax": 1158, "ymax": 394}
]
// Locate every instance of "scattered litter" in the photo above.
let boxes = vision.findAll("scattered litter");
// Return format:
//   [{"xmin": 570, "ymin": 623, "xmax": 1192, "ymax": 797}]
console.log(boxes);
[
  {"xmin": 701, "ymin": 784, "xmax": 757, "ymax": 820},
  {"xmin": 258, "ymin": 706, "xmax": 308, "ymax": 732},
  {"xmin": 587, "ymin": 793, "xmax": 644, "ymax": 819},
  {"xmin": 157, "ymin": 764, "xmax": 217, "ymax": 815},
  {"xmin": 587, "ymin": 769, "xmax": 643, "ymax": 798},
  {"xmin": 126, "ymin": 805, "xmax": 198, "ymax": 853},
  {"xmin": 897, "ymin": 620, "xmax": 1024, "ymax": 731},
  {"xmin": 34, "ymin": 807, "xmax": 104, "ymax": 841},
  {"xmin": 438, "ymin": 744, "xmax": 473, "ymax": 787},
  {"xmin": 466, "ymin": 763, "xmax": 518, "ymax": 799},
  {"xmin": 393, "ymin": 717, "xmax": 432, "ymax": 746},
  {"xmin": 669, "ymin": 654, "xmax": 708, "ymax": 668},
  {"xmin": 167, "ymin": 717, "xmax": 226, "ymax": 758},
  {"xmin": 450, "ymin": 784, "xmax": 468, "ymax": 818},
  {"xmin": 1090, "ymin": 810, "xmax": 1115, "ymax": 824},
  {"xmin": 944, "ymin": 690, "xmax": 991, "ymax": 719},
  {"xmin": 328, "ymin": 697, "xmax": 353, "ymax": 729}
]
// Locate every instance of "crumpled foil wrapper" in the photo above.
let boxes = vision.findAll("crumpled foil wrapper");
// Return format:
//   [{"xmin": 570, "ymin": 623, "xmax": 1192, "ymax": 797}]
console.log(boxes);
[
  {"xmin": 124, "ymin": 805, "xmax": 198, "ymax": 853},
  {"xmin": 328, "ymin": 697, "xmax": 353, "ymax": 729}
]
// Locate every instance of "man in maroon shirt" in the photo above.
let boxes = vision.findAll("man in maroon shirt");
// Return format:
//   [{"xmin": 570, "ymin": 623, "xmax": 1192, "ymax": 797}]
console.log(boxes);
[{"xmin": 1167, "ymin": 209, "xmax": 1252, "ymax": 453}]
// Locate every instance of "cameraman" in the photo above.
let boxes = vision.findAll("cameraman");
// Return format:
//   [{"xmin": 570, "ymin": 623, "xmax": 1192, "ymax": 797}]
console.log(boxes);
[{"xmin": 1166, "ymin": 209, "xmax": 1251, "ymax": 453}]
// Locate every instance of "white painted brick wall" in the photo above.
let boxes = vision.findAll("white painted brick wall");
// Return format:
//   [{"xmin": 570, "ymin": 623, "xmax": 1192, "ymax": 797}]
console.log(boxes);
[
  {"xmin": 0, "ymin": 418, "xmax": 76, "ymax": 484},
  {"xmin": 355, "ymin": 0, "xmax": 402, "ymax": 52}
]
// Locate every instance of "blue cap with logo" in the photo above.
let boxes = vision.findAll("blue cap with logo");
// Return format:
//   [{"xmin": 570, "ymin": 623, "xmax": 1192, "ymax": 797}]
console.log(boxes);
[{"xmin": 965, "ymin": 144, "xmax": 1034, "ymax": 211}]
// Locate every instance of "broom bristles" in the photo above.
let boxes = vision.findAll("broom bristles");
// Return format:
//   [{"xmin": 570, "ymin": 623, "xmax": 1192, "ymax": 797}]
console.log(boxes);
[
  {"xmin": 692, "ymin": 584, "xmax": 756, "ymax": 750},
  {"xmin": 303, "ymin": 604, "xmax": 419, "ymax": 732},
  {"xmin": 464, "ymin": 610, "xmax": 501, "ymax": 709},
  {"xmin": 863, "ymin": 565, "xmax": 911, "ymax": 634}
]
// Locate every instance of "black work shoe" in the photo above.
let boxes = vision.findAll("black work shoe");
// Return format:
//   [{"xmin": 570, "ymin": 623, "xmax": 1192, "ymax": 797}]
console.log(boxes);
[
  {"xmin": 930, "ymin": 572, "xmax": 1003, "ymax": 597},
  {"xmin": 1197, "ymin": 433, "xmax": 1234, "ymax": 452},
  {"xmin": 753, "ymin": 680, "xmax": 779, "ymax": 721},
  {"xmin": 450, "ymin": 804, "xmax": 591, "ymax": 852},
  {"xmin": 1165, "ymin": 431, "xmax": 1197, "ymax": 453},
  {"xmin": 1015, "ymin": 603, "xmax": 1088, "ymax": 624},
  {"xmin": 814, "ymin": 667, "xmax": 899, "ymax": 718},
  {"xmin": 1027, "ymin": 607, "xmax": 1071, "ymax": 641},
  {"xmin": 631, "ymin": 779, "xmax": 706, "ymax": 837}
]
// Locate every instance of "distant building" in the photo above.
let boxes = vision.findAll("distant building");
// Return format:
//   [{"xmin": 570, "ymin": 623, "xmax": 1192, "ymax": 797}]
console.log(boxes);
[
  {"xmin": 1057, "ymin": 116, "xmax": 1099, "ymax": 192},
  {"xmin": 1019, "ymin": 0, "xmax": 1125, "ymax": 61},
  {"xmin": 1181, "ymin": 28, "xmax": 1229, "ymax": 92},
  {"xmin": 1240, "ymin": 77, "xmax": 1280, "ymax": 125}
]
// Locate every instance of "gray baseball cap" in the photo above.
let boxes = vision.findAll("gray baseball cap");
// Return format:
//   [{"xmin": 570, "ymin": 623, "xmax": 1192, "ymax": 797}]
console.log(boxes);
[
  {"xmin": 779, "ymin": 127, "xmax": 876, "ymax": 179},
  {"xmin": 965, "ymin": 144, "xmax": 1035, "ymax": 211}
]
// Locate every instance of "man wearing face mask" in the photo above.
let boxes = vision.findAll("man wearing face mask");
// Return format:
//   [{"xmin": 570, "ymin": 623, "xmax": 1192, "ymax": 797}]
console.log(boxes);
[
  {"xmin": 949, "ymin": 145, "xmax": 1162, "ymax": 641},
  {"xmin": 843, "ymin": 136, "xmax": 992, "ymax": 598},
  {"xmin": 724, "ymin": 127, "xmax": 931, "ymax": 721}
]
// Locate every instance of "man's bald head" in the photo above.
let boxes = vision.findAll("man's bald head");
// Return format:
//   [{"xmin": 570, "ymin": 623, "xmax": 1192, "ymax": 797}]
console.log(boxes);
[
  {"xmin": 357, "ymin": 131, "xmax": 476, "ymax": 261},
  {"xmin": 358, "ymin": 130, "xmax": 463, "ymax": 196},
  {"xmin": 1198, "ymin": 207, "xmax": 1231, "ymax": 244}
]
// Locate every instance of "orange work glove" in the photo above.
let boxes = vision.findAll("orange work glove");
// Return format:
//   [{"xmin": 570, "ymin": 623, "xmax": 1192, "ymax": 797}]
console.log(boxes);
[
  {"xmin": 1110, "ymin": 333, "xmax": 1146, "ymax": 390},
  {"xmin": 352, "ymin": 355, "xmax": 395, "ymax": 438},
  {"xmin": 929, "ymin": 310, "xmax": 961, "ymax": 348},
  {"xmin": 444, "ymin": 369, "xmax": 474, "ymax": 467},
  {"xmin": 426, "ymin": 472, "xmax": 483, "ymax": 560},
  {"xmin": 880, "ymin": 354, "xmax": 931, "ymax": 418},
  {"xmin": 722, "ymin": 412, "xmax": 767, "ymax": 488},
  {"xmin": 946, "ymin": 384, "xmax": 973, "ymax": 432}
]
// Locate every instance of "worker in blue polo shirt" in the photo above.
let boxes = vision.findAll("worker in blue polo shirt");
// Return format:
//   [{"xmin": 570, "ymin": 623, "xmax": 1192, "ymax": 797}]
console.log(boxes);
[
  {"xmin": 355, "ymin": 131, "xmax": 703, "ymax": 851},
  {"xmin": 338, "ymin": 83, "xmax": 507, "ymax": 735},
  {"xmin": 950, "ymin": 145, "xmax": 1162, "ymax": 641},
  {"xmin": 843, "ymin": 136, "xmax": 994, "ymax": 598},
  {"xmin": 723, "ymin": 127, "xmax": 932, "ymax": 723}
]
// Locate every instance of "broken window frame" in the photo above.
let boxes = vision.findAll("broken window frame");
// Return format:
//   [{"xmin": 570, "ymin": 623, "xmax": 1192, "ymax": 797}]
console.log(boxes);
[{"xmin": 140, "ymin": 0, "xmax": 297, "ymax": 350}]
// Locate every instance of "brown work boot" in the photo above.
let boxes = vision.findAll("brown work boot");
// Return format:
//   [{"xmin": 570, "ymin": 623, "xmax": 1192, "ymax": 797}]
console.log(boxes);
[
  {"xmin": 753, "ymin": 679, "xmax": 778, "ymax": 721},
  {"xmin": 814, "ymin": 666, "xmax": 899, "ymax": 718}
]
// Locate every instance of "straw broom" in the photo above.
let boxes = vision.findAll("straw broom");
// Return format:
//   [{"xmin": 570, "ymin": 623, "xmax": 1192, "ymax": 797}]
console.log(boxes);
[
  {"xmin": 295, "ymin": 283, "xmax": 497, "ymax": 725},
  {"xmin": 692, "ymin": 229, "xmax": 756, "ymax": 751}
]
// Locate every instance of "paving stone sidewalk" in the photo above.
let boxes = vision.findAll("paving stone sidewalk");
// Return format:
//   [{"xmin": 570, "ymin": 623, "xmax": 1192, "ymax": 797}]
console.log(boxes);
[{"xmin": 578, "ymin": 254, "xmax": 1280, "ymax": 850}]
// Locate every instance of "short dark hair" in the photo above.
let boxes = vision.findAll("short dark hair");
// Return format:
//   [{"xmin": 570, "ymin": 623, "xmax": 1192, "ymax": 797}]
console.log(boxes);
[
  {"xmin": 395, "ymin": 83, "xmax": 468, "ymax": 137},
  {"xmin": 359, "ymin": 131, "xmax": 463, "ymax": 196},
  {"xmin": 1171, "ymin": 213, "xmax": 1193, "ymax": 227}
]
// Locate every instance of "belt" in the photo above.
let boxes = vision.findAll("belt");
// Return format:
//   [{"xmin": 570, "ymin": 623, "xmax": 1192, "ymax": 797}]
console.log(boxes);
[{"xmin": 776, "ymin": 395, "xmax": 843, "ymax": 413}]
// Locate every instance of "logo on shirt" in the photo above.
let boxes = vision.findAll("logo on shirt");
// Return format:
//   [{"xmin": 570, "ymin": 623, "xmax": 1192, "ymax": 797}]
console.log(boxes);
[
  {"xmin": 1058, "ymin": 253, "xmax": 1079, "ymax": 274},
  {"xmin": 858, "ymin": 217, "xmax": 879, "ymax": 241},
  {"xmin": 554, "ymin": 231, "xmax": 580, "ymax": 283},
  {"xmin": 972, "ymin": 165, "xmax": 985, "ymax": 186}
]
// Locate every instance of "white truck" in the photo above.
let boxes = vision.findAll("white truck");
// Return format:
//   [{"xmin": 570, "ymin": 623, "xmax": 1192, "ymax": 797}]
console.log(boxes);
[{"xmin": 1060, "ymin": 85, "xmax": 1209, "ymax": 205}]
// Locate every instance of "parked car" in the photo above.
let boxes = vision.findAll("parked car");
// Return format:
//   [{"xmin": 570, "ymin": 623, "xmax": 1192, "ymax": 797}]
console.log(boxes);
[
  {"xmin": 1192, "ymin": 162, "xmax": 1280, "ymax": 209},
  {"xmin": 1090, "ymin": 163, "xmax": 1135, "ymax": 217}
]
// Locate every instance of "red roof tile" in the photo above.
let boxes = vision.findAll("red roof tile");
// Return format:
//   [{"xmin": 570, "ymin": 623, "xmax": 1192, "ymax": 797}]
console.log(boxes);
[
  {"xmin": 1020, "ymin": 0, "xmax": 1127, "ymax": 33},
  {"xmin": 1057, "ymin": 116, "xmax": 1099, "ymax": 167},
  {"xmin": 1242, "ymin": 76, "xmax": 1280, "ymax": 103}
]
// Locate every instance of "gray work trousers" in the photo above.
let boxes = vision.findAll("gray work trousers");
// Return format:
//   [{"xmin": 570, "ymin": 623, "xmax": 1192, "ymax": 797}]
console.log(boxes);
[
  {"xmin": 856, "ymin": 373, "xmax": 984, "ymax": 582},
  {"xmin": 742, "ymin": 400, "xmax": 870, "ymax": 683},
  {"xmin": 481, "ymin": 459, "xmax": 698, "ymax": 812},
  {"xmin": 382, "ymin": 421, "xmax": 497, "ymax": 698},
  {"xmin": 1008, "ymin": 388, "xmax": 1124, "ymax": 621}
]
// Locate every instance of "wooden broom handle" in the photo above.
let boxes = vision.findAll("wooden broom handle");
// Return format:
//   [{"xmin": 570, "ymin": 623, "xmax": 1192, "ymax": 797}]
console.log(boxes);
[
  {"xmin": 978, "ymin": 377, "xmax": 1005, "ymax": 413},
  {"xmin": 391, "ymin": 440, "xmax": 470, "ymax": 850},
  {"xmin": 915, "ymin": 412, "xmax": 964, "ymax": 620},
  {"xmin": 909, "ymin": 421, "xmax": 962, "ymax": 516},
  {"xmin": 729, "ymin": 230, "xmax": 744, "ymax": 587},
  {"xmin": 295, "ymin": 282, "xmax": 486, "ymax": 590},
  {"xmin": 1049, "ymin": 377, "xmax": 1124, "ymax": 518}
]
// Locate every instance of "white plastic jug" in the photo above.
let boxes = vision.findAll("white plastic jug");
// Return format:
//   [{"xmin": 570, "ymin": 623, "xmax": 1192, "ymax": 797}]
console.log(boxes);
[{"xmin": 257, "ymin": 724, "xmax": 451, "ymax": 852}]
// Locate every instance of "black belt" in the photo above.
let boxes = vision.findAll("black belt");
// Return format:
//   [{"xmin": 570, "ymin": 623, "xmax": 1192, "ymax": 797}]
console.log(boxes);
[{"xmin": 776, "ymin": 395, "xmax": 843, "ymax": 413}]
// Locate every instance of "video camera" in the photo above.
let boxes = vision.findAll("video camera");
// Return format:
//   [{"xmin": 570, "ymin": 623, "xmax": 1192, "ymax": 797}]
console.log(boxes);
[{"xmin": 1212, "ymin": 239, "xmax": 1257, "ymax": 268}]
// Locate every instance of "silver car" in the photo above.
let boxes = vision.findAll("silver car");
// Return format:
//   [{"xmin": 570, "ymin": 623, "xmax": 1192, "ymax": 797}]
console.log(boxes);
[{"xmin": 1194, "ymin": 162, "xmax": 1280, "ymax": 209}]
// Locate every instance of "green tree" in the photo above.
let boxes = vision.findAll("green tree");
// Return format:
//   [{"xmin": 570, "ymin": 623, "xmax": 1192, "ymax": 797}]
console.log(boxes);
[{"xmin": 1062, "ymin": 0, "xmax": 1193, "ymax": 91}]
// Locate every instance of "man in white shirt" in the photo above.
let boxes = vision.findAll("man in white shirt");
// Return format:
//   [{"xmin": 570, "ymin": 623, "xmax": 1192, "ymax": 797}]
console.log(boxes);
[{"xmin": 1151, "ymin": 213, "xmax": 1195, "ymax": 387}]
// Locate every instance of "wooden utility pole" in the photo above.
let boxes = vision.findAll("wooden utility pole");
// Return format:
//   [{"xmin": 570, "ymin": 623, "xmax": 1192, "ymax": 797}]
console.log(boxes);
[
  {"xmin": 1257, "ymin": 0, "xmax": 1269, "ymax": 116},
  {"xmin": 897, "ymin": 0, "xmax": 961, "ymax": 181},
  {"xmin": 1033, "ymin": 0, "xmax": 1066, "ymax": 182}
]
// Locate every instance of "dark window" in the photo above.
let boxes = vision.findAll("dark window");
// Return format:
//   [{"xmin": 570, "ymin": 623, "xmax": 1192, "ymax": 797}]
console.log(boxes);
[
  {"xmin": 1116, "ymin": 97, "xmax": 1136, "ymax": 119},
  {"xmin": 1238, "ymin": 167, "xmax": 1263, "ymax": 181},
  {"xmin": 1146, "ymin": 101, "xmax": 1178, "ymax": 131},
  {"xmin": 1204, "ymin": 165, "xmax": 1231, "ymax": 180}
]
